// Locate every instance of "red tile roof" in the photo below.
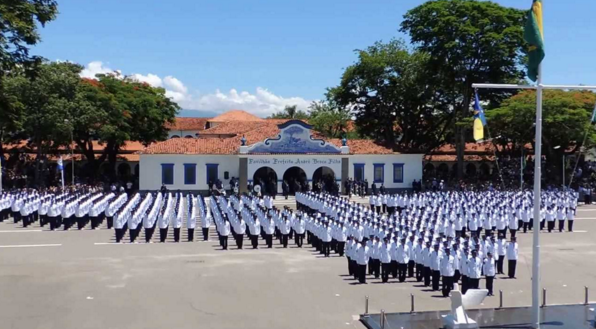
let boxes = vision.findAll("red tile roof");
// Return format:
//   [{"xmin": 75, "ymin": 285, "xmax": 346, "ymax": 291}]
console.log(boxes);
[
  {"xmin": 209, "ymin": 110, "xmax": 263, "ymax": 122},
  {"xmin": 165, "ymin": 117, "xmax": 209, "ymax": 131},
  {"xmin": 144, "ymin": 121, "xmax": 395, "ymax": 155}
]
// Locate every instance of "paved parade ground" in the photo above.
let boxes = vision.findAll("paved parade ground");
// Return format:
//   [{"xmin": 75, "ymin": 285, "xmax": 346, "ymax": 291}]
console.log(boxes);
[{"xmin": 1, "ymin": 197, "xmax": 595, "ymax": 329}]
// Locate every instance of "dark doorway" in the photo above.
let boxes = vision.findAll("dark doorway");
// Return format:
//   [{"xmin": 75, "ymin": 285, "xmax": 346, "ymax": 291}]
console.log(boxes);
[
  {"xmin": 283, "ymin": 166, "xmax": 307, "ymax": 195},
  {"xmin": 253, "ymin": 167, "xmax": 278, "ymax": 196},
  {"xmin": 312, "ymin": 166, "xmax": 336, "ymax": 193}
]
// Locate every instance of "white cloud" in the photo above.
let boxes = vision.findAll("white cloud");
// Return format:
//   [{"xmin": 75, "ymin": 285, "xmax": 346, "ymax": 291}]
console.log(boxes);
[
  {"xmin": 180, "ymin": 87, "xmax": 311, "ymax": 117},
  {"xmin": 80, "ymin": 61, "xmax": 311, "ymax": 117},
  {"xmin": 129, "ymin": 73, "xmax": 162, "ymax": 87},
  {"xmin": 163, "ymin": 76, "xmax": 187, "ymax": 94},
  {"xmin": 80, "ymin": 61, "xmax": 117, "ymax": 79}
]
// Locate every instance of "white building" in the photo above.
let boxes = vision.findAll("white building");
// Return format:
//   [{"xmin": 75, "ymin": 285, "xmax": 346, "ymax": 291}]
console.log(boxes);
[{"xmin": 140, "ymin": 112, "xmax": 423, "ymax": 194}]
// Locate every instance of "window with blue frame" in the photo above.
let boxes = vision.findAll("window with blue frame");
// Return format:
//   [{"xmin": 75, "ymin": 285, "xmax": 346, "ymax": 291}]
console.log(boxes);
[
  {"xmin": 353, "ymin": 163, "xmax": 365, "ymax": 181},
  {"xmin": 184, "ymin": 164, "xmax": 196, "ymax": 185},
  {"xmin": 161, "ymin": 164, "xmax": 174, "ymax": 185},
  {"xmin": 393, "ymin": 163, "xmax": 404, "ymax": 183},
  {"xmin": 206, "ymin": 164, "xmax": 219, "ymax": 186},
  {"xmin": 373, "ymin": 163, "xmax": 384, "ymax": 183}
]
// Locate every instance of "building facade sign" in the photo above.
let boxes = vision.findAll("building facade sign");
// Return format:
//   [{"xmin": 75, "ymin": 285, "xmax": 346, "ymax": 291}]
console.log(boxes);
[{"xmin": 247, "ymin": 120, "xmax": 341, "ymax": 154}]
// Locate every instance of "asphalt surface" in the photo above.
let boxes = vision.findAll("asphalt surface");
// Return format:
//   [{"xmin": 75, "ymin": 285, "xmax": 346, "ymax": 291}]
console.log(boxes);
[{"xmin": 0, "ymin": 196, "xmax": 595, "ymax": 329}]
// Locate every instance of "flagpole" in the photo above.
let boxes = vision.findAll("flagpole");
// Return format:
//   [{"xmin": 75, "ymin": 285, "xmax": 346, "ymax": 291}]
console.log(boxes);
[{"xmin": 531, "ymin": 63, "xmax": 543, "ymax": 329}]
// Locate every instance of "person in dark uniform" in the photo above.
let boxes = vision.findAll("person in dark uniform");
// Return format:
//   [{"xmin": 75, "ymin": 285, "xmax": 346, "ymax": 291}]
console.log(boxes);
[{"xmin": 282, "ymin": 180, "xmax": 289, "ymax": 200}]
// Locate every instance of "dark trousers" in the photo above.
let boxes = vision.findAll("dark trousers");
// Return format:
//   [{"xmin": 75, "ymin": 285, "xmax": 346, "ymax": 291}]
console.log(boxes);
[
  {"xmin": 202, "ymin": 227, "xmax": 209, "ymax": 240},
  {"xmin": 523, "ymin": 221, "xmax": 529, "ymax": 233},
  {"xmin": 469, "ymin": 278, "xmax": 480, "ymax": 290},
  {"xmin": 159, "ymin": 228, "xmax": 168, "ymax": 242},
  {"xmin": 424, "ymin": 267, "xmax": 431, "ymax": 286},
  {"xmin": 391, "ymin": 261, "xmax": 398, "ymax": 278},
  {"xmin": 462, "ymin": 275, "xmax": 469, "ymax": 294},
  {"xmin": 498, "ymin": 229, "xmax": 507, "ymax": 239},
  {"xmin": 432, "ymin": 270, "xmax": 441, "ymax": 291},
  {"xmin": 381, "ymin": 263, "xmax": 391, "ymax": 282},
  {"xmin": 497, "ymin": 256, "xmax": 505, "ymax": 274},
  {"xmin": 296, "ymin": 233, "xmax": 304, "ymax": 248},
  {"xmin": 188, "ymin": 228, "xmax": 194, "ymax": 242},
  {"xmin": 265, "ymin": 234, "xmax": 273, "ymax": 248},
  {"xmin": 282, "ymin": 234, "xmax": 289, "ymax": 248},
  {"xmin": 398, "ymin": 263, "xmax": 407, "ymax": 282},
  {"xmin": 547, "ymin": 221, "xmax": 555, "ymax": 232},
  {"xmin": 442, "ymin": 276, "xmax": 454, "ymax": 297},
  {"xmin": 337, "ymin": 241, "xmax": 345, "ymax": 256},
  {"xmin": 145, "ymin": 228, "xmax": 154, "ymax": 242},
  {"xmin": 236, "ymin": 234, "xmax": 244, "ymax": 249},
  {"xmin": 90, "ymin": 216, "xmax": 99, "ymax": 229},
  {"xmin": 454, "ymin": 270, "xmax": 461, "ymax": 283},
  {"xmin": 508, "ymin": 260, "xmax": 517, "ymax": 278},
  {"xmin": 558, "ymin": 220, "xmax": 565, "ymax": 232},
  {"xmin": 416, "ymin": 264, "xmax": 424, "ymax": 282},
  {"xmin": 510, "ymin": 228, "xmax": 517, "ymax": 238},
  {"xmin": 173, "ymin": 227, "xmax": 181, "ymax": 242},
  {"xmin": 49, "ymin": 216, "xmax": 58, "ymax": 230},
  {"xmin": 251, "ymin": 234, "xmax": 258, "ymax": 248},
  {"xmin": 408, "ymin": 260, "xmax": 415, "ymax": 277},
  {"xmin": 568, "ymin": 220, "xmax": 574, "ymax": 232},
  {"xmin": 486, "ymin": 276, "xmax": 495, "ymax": 295},
  {"xmin": 352, "ymin": 260, "xmax": 358, "ymax": 279},
  {"xmin": 322, "ymin": 241, "xmax": 330, "ymax": 257},
  {"xmin": 376, "ymin": 206, "xmax": 380, "ymax": 213},
  {"xmin": 107, "ymin": 216, "xmax": 113, "ymax": 229},
  {"xmin": 347, "ymin": 257, "xmax": 353, "ymax": 275},
  {"xmin": 358, "ymin": 264, "xmax": 367, "ymax": 283},
  {"xmin": 373, "ymin": 259, "xmax": 380, "ymax": 278}
]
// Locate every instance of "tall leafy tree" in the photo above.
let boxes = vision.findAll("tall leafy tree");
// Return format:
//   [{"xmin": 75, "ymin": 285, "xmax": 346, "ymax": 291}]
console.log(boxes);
[
  {"xmin": 487, "ymin": 90, "xmax": 596, "ymax": 182},
  {"xmin": 328, "ymin": 39, "xmax": 452, "ymax": 152},
  {"xmin": 3, "ymin": 62, "xmax": 81, "ymax": 186},
  {"xmin": 0, "ymin": 0, "xmax": 58, "ymax": 161},
  {"xmin": 400, "ymin": 0, "xmax": 526, "ymax": 177},
  {"xmin": 308, "ymin": 101, "xmax": 351, "ymax": 138},
  {"xmin": 268, "ymin": 105, "xmax": 309, "ymax": 120}
]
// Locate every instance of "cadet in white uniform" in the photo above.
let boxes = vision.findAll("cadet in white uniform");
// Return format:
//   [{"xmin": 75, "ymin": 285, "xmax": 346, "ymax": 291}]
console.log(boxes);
[{"xmin": 187, "ymin": 195, "xmax": 197, "ymax": 242}]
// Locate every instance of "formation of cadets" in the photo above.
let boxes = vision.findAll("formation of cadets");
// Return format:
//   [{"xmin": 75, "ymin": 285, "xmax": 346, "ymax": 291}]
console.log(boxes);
[{"xmin": 0, "ymin": 187, "xmax": 580, "ymax": 297}]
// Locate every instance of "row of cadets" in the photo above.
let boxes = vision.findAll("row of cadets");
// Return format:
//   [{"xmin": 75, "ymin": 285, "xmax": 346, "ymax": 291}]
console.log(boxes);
[
  {"xmin": 38, "ymin": 193, "xmax": 54, "ymax": 227},
  {"xmin": 89, "ymin": 193, "xmax": 114, "ymax": 230},
  {"xmin": 292, "ymin": 212, "xmax": 306, "ymax": 248},
  {"xmin": 172, "ymin": 193, "xmax": 183, "ymax": 243},
  {"xmin": 158, "ymin": 193, "xmax": 174, "ymax": 242},
  {"xmin": 144, "ymin": 192, "xmax": 163, "ymax": 242},
  {"xmin": 211, "ymin": 196, "xmax": 230, "ymax": 250},
  {"xmin": 20, "ymin": 192, "xmax": 40, "ymax": 227},
  {"xmin": 61, "ymin": 194, "xmax": 83, "ymax": 230},
  {"xmin": 129, "ymin": 193, "xmax": 153, "ymax": 243},
  {"xmin": 187, "ymin": 194, "xmax": 197, "ymax": 242},
  {"xmin": 198, "ymin": 195, "xmax": 212, "ymax": 241},
  {"xmin": 242, "ymin": 204, "xmax": 260, "ymax": 249},
  {"xmin": 0, "ymin": 192, "xmax": 15, "ymax": 221},
  {"xmin": 105, "ymin": 192, "xmax": 128, "ymax": 229},
  {"xmin": 114, "ymin": 193, "xmax": 140, "ymax": 243},
  {"xmin": 75, "ymin": 193, "xmax": 102, "ymax": 230},
  {"xmin": 47, "ymin": 194, "xmax": 70, "ymax": 230},
  {"xmin": 11, "ymin": 191, "xmax": 26, "ymax": 223},
  {"xmin": 261, "ymin": 208, "xmax": 275, "ymax": 248}
]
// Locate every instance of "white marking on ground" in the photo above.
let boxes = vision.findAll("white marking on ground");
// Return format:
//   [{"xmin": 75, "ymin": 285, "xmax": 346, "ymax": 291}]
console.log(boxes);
[
  {"xmin": 577, "ymin": 209, "xmax": 596, "ymax": 212},
  {"xmin": 86, "ymin": 296, "xmax": 94, "ymax": 300},
  {"xmin": 351, "ymin": 315, "xmax": 359, "ymax": 321},
  {"xmin": 0, "ymin": 243, "xmax": 62, "ymax": 248},
  {"xmin": 0, "ymin": 230, "xmax": 43, "ymax": 233}
]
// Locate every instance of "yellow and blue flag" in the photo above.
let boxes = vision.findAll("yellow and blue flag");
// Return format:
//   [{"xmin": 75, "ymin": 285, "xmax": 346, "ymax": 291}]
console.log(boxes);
[
  {"xmin": 524, "ymin": 0, "xmax": 545, "ymax": 82},
  {"xmin": 473, "ymin": 91, "xmax": 487, "ymax": 142}
]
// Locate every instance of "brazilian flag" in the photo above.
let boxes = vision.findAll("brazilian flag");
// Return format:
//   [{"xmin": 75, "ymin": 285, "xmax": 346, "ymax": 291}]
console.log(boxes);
[{"xmin": 524, "ymin": 0, "xmax": 545, "ymax": 82}]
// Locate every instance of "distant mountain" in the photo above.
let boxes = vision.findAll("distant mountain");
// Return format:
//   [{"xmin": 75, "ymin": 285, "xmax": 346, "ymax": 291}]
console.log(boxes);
[{"xmin": 177, "ymin": 109, "xmax": 219, "ymax": 118}]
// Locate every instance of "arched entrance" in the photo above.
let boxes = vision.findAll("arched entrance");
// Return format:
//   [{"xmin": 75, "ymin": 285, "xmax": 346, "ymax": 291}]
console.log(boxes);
[
  {"xmin": 118, "ymin": 163, "xmax": 131, "ymax": 181},
  {"xmin": 437, "ymin": 163, "xmax": 449, "ymax": 179},
  {"xmin": 253, "ymin": 167, "xmax": 278, "ymax": 196},
  {"xmin": 283, "ymin": 166, "xmax": 307, "ymax": 195},
  {"xmin": 479, "ymin": 163, "xmax": 491, "ymax": 178},
  {"xmin": 423, "ymin": 163, "xmax": 435, "ymax": 178},
  {"xmin": 312, "ymin": 166, "xmax": 336, "ymax": 193},
  {"xmin": 466, "ymin": 163, "xmax": 477, "ymax": 177}
]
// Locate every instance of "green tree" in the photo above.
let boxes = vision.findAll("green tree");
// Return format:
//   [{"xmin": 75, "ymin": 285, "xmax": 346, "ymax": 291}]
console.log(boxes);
[
  {"xmin": 268, "ymin": 105, "xmax": 309, "ymax": 120},
  {"xmin": 400, "ymin": 0, "xmax": 526, "ymax": 177},
  {"xmin": 3, "ymin": 62, "xmax": 81, "ymax": 186},
  {"xmin": 487, "ymin": 90, "xmax": 596, "ymax": 183},
  {"xmin": 308, "ymin": 101, "xmax": 351, "ymax": 138},
  {"xmin": 89, "ymin": 74, "xmax": 178, "ymax": 180},
  {"xmin": 328, "ymin": 39, "xmax": 452, "ymax": 152},
  {"xmin": 0, "ymin": 0, "xmax": 59, "ymax": 161}
]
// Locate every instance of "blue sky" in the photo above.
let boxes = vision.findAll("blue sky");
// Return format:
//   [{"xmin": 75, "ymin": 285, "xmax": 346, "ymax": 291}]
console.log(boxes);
[{"xmin": 33, "ymin": 0, "xmax": 596, "ymax": 117}]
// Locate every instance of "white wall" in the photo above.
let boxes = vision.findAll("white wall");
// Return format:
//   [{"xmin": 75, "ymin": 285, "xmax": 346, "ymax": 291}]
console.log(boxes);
[
  {"xmin": 347, "ymin": 154, "xmax": 423, "ymax": 189},
  {"xmin": 139, "ymin": 154, "xmax": 239, "ymax": 190},
  {"xmin": 167, "ymin": 130, "xmax": 201, "ymax": 139}
]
